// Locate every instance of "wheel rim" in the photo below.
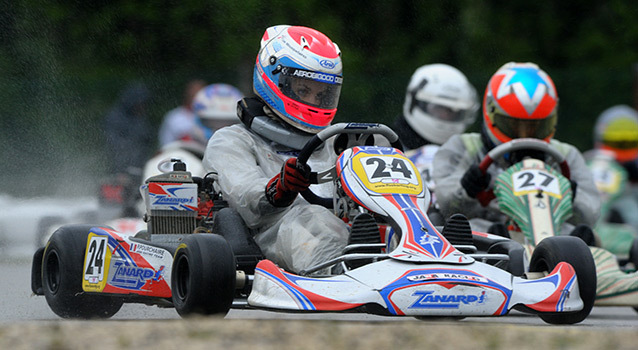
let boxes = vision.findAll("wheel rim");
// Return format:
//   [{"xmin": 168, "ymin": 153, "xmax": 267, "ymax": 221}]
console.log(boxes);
[
  {"xmin": 44, "ymin": 250, "xmax": 61, "ymax": 295},
  {"xmin": 174, "ymin": 254, "xmax": 190, "ymax": 302}
]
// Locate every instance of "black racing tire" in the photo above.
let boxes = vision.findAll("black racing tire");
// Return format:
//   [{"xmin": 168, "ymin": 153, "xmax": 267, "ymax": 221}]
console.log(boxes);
[
  {"xmin": 42, "ymin": 225, "xmax": 123, "ymax": 319},
  {"xmin": 486, "ymin": 240, "xmax": 525, "ymax": 276},
  {"xmin": 171, "ymin": 234, "xmax": 236, "ymax": 317},
  {"xmin": 529, "ymin": 236, "xmax": 596, "ymax": 325},
  {"xmin": 35, "ymin": 215, "xmax": 65, "ymax": 249},
  {"xmin": 629, "ymin": 236, "xmax": 638, "ymax": 271}
]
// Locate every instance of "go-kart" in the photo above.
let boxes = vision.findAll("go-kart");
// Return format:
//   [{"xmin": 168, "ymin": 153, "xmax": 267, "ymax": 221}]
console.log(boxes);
[
  {"xmin": 471, "ymin": 138, "xmax": 638, "ymax": 311},
  {"xmin": 585, "ymin": 150, "xmax": 638, "ymax": 269},
  {"xmin": 33, "ymin": 140, "xmax": 209, "ymax": 250},
  {"xmin": 31, "ymin": 123, "xmax": 592, "ymax": 324}
]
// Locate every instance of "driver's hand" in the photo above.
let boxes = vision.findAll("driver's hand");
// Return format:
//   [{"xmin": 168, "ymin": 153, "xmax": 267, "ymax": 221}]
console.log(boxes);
[
  {"xmin": 461, "ymin": 164, "xmax": 491, "ymax": 198},
  {"xmin": 265, "ymin": 158, "xmax": 311, "ymax": 207}
]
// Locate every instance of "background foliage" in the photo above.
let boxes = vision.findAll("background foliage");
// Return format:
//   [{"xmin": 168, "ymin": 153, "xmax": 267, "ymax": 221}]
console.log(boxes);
[{"xmin": 1, "ymin": 0, "xmax": 638, "ymax": 197}]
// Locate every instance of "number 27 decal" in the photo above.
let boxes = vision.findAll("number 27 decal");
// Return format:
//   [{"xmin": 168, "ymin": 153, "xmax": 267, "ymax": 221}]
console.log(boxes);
[{"xmin": 512, "ymin": 169, "xmax": 561, "ymax": 197}]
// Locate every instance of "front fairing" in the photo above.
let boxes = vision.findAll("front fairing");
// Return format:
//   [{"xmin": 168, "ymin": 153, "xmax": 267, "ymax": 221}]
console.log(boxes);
[
  {"xmin": 249, "ymin": 258, "xmax": 583, "ymax": 316},
  {"xmin": 493, "ymin": 158, "xmax": 573, "ymax": 246},
  {"xmin": 336, "ymin": 146, "xmax": 471, "ymax": 264}
]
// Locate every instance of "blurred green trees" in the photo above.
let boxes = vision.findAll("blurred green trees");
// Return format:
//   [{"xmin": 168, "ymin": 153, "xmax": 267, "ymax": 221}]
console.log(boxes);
[{"xmin": 1, "ymin": 0, "xmax": 638, "ymax": 196}]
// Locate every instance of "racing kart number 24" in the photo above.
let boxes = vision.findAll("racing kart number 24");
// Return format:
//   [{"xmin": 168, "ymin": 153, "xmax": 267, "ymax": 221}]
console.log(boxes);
[{"xmin": 82, "ymin": 232, "xmax": 111, "ymax": 292}]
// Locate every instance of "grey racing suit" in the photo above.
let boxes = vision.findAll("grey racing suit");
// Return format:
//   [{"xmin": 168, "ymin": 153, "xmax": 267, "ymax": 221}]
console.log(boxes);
[
  {"xmin": 432, "ymin": 133, "xmax": 601, "ymax": 231},
  {"xmin": 203, "ymin": 124, "xmax": 348, "ymax": 274}
]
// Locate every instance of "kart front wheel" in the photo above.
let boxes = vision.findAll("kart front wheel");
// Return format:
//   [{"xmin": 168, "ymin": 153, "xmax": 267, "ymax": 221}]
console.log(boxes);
[
  {"xmin": 42, "ymin": 225, "xmax": 123, "ymax": 319},
  {"xmin": 171, "ymin": 234, "xmax": 236, "ymax": 317},
  {"xmin": 529, "ymin": 236, "xmax": 596, "ymax": 325}
]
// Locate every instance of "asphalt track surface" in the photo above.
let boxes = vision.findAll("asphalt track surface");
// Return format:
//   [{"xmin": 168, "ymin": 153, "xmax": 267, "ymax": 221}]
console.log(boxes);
[
  {"xmin": 2, "ymin": 199, "xmax": 638, "ymax": 350},
  {"xmin": 4, "ymin": 255, "xmax": 638, "ymax": 350},
  {"xmin": 2, "ymin": 256, "xmax": 637, "ymax": 327}
]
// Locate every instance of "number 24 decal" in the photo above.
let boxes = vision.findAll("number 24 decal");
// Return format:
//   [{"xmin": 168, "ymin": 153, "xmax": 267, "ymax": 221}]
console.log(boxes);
[
  {"xmin": 365, "ymin": 157, "xmax": 413, "ymax": 179},
  {"xmin": 85, "ymin": 236, "xmax": 107, "ymax": 276}
]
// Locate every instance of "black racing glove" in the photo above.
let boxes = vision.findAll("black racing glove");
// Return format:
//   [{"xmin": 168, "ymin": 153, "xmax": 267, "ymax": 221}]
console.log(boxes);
[
  {"xmin": 265, "ymin": 158, "xmax": 311, "ymax": 207},
  {"xmin": 461, "ymin": 164, "xmax": 491, "ymax": 198}
]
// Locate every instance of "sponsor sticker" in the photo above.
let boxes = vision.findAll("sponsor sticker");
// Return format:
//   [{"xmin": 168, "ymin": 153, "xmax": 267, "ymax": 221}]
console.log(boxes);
[
  {"xmin": 129, "ymin": 242, "xmax": 166, "ymax": 259},
  {"xmin": 409, "ymin": 290, "xmax": 487, "ymax": 309},
  {"xmin": 407, "ymin": 272, "xmax": 488, "ymax": 283},
  {"xmin": 109, "ymin": 261, "xmax": 166, "ymax": 290}
]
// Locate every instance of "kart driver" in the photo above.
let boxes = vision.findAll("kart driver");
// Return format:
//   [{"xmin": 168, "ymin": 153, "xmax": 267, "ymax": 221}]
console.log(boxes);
[
  {"xmin": 392, "ymin": 64, "xmax": 479, "ymax": 223},
  {"xmin": 190, "ymin": 83, "xmax": 244, "ymax": 146},
  {"xmin": 203, "ymin": 25, "xmax": 347, "ymax": 274},
  {"xmin": 590, "ymin": 105, "xmax": 638, "ymax": 228},
  {"xmin": 432, "ymin": 62, "xmax": 601, "ymax": 237}
]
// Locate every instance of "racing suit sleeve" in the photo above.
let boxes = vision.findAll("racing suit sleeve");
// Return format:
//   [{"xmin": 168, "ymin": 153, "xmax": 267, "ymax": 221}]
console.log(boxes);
[
  {"xmin": 203, "ymin": 125, "xmax": 289, "ymax": 229},
  {"xmin": 561, "ymin": 143, "xmax": 602, "ymax": 227},
  {"xmin": 432, "ymin": 134, "xmax": 496, "ymax": 220}
]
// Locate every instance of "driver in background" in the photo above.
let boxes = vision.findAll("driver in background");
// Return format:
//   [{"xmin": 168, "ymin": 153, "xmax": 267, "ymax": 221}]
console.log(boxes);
[
  {"xmin": 432, "ymin": 62, "xmax": 600, "ymax": 238},
  {"xmin": 589, "ymin": 105, "xmax": 638, "ymax": 228},
  {"xmin": 203, "ymin": 25, "xmax": 348, "ymax": 274},
  {"xmin": 391, "ymin": 64, "xmax": 479, "ymax": 224}
]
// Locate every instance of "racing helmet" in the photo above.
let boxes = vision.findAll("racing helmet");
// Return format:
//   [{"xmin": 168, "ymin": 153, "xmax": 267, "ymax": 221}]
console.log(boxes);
[
  {"xmin": 594, "ymin": 105, "xmax": 638, "ymax": 163},
  {"xmin": 483, "ymin": 62, "xmax": 558, "ymax": 146},
  {"xmin": 253, "ymin": 25, "xmax": 343, "ymax": 134},
  {"xmin": 191, "ymin": 83, "xmax": 244, "ymax": 131},
  {"xmin": 403, "ymin": 64, "xmax": 479, "ymax": 145}
]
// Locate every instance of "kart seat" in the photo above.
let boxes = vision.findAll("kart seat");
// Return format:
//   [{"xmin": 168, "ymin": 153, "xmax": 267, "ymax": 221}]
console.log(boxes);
[{"xmin": 212, "ymin": 207, "xmax": 263, "ymax": 274}]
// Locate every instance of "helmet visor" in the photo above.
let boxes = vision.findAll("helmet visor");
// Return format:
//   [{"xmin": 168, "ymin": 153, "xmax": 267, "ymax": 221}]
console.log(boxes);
[
  {"xmin": 493, "ymin": 112, "xmax": 557, "ymax": 140},
  {"xmin": 602, "ymin": 138, "xmax": 638, "ymax": 150},
  {"xmin": 415, "ymin": 100, "xmax": 469, "ymax": 122},
  {"xmin": 279, "ymin": 67, "xmax": 342, "ymax": 109}
]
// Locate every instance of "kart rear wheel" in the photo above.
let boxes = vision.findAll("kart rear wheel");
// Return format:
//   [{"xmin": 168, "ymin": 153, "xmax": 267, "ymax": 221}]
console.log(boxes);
[
  {"xmin": 171, "ymin": 234, "xmax": 236, "ymax": 317},
  {"xmin": 42, "ymin": 225, "xmax": 123, "ymax": 319},
  {"xmin": 529, "ymin": 236, "xmax": 596, "ymax": 324}
]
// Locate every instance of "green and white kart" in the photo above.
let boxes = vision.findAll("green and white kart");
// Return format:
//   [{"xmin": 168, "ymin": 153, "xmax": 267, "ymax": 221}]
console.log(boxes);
[
  {"xmin": 477, "ymin": 138, "xmax": 638, "ymax": 310},
  {"xmin": 586, "ymin": 150, "xmax": 638, "ymax": 270}
]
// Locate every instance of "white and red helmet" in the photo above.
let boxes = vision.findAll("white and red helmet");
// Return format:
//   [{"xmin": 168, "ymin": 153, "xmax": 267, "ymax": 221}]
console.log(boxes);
[
  {"xmin": 253, "ymin": 25, "xmax": 343, "ymax": 134},
  {"xmin": 483, "ymin": 62, "xmax": 558, "ymax": 146}
]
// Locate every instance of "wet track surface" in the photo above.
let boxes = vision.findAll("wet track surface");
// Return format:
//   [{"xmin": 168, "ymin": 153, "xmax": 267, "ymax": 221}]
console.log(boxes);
[
  {"xmin": 1, "ymin": 197, "xmax": 637, "ymax": 328},
  {"xmin": 3, "ymin": 256, "xmax": 637, "ymax": 327}
]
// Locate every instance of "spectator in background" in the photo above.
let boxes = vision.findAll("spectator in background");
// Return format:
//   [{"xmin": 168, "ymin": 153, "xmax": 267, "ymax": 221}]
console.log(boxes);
[
  {"xmin": 158, "ymin": 79, "xmax": 206, "ymax": 146},
  {"xmin": 103, "ymin": 81, "xmax": 154, "ymax": 175}
]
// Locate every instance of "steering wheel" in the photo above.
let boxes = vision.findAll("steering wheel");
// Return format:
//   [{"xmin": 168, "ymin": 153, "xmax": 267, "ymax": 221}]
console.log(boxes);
[
  {"xmin": 479, "ymin": 138, "xmax": 571, "ymax": 179},
  {"xmin": 296, "ymin": 123, "xmax": 403, "ymax": 208}
]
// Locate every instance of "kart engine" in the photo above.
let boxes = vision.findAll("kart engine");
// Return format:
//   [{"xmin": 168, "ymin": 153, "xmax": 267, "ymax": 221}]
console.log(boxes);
[{"xmin": 141, "ymin": 160, "xmax": 198, "ymax": 234}]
